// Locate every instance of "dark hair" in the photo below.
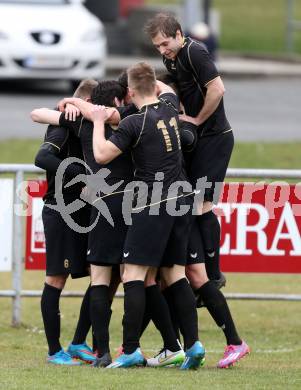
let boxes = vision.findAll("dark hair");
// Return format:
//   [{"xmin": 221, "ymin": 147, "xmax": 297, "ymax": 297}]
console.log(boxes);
[
  {"xmin": 127, "ymin": 62, "xmax": 156, "ymax": 97},
  {"xmin": 91, "ymin": 80, "xmax": 126, "ymax": 106},
  {"xmin": 144, "ymin": 13, "xmax": 182, "ymax": 39},
  {"xmin": 73, "ymin": 79, "xmax": 98, "ymax": 99},
  {"xmin": 118, "ymin": 70, "xmax": 128, "ymax": 90}
]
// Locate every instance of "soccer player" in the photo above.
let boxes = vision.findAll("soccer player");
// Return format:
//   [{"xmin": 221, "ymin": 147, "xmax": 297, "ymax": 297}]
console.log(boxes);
[
  {"xmin": 32, "ymin": 79, "xmax": 97, "ymax": 365},
  {"xmin": 145, "ymin": 13, "xmax": 250, "ymax": 368},
  {"xmin": 87, "ymin": 62, "xmax": 205, "ymax": 369}
]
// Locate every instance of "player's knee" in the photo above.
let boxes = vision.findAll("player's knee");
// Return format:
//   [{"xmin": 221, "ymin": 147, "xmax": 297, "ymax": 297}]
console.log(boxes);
[
  {"xmin": 45, "ymin": 275, "xmax": 68, "ymax": 290},
  {"xmin": 90, "ymin": 265, "xmax": 111, "ymax": 286},
  {"xmin": 122, "ymin": 264, "xmax": 148, "ymax": 283},
  {"xmin": 144, "ymin": 267, "xmax": 158, "ymax": 287},
  {"xmin": 161, "ymin": 265, "xmax": 186, "ymax": 286},
  {"xmin": 186, "ymin": 264, "xmax": 209, "ymax": 289}
]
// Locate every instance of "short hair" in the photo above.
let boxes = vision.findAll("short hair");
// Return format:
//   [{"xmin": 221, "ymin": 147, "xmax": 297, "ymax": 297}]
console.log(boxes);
[
  {"xmin": 117, "ymin": 70, "xmax": 128, "ymax": 99},
  {"xmin": 144, "ymin": 13, "xmax": 182, "ymax": 39},
  {"xmin": 73, "ymin": 79, "xmax": 98, "ymax": 99},
  {"xmin": 127, "ymin": 62, "xmax": 156, "ymax": 97},
  {"xmin": 91, "ymin": 80, "xmax": 126, "ymax": 106},
  {"xmin": 118, "ymin": 70, "xmax": 128, "ymax": 90}
]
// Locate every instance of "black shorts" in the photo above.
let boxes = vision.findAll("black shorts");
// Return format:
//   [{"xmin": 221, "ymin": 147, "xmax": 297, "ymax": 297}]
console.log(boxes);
[
  {"xmin": 87, "ymin": 191, "xmax": 128, "ymax": 266},
  {"xmin": 123, "ymin": 198, "xmax": 191, "ymax": 268},
  {"xmin": 186, "ymin": 218, "xmax": 205, "ymax": 265},
  {"xmin": 185, "ymin": 130, "xmax": 234, "ymax": 203},
  {"xmin": 42, "ymin": 201, "xmax": 90, "ymax": 278}
]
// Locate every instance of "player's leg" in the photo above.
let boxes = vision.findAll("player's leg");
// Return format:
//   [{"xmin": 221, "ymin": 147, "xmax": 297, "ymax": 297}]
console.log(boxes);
[
  {"xmin": 41, "ymin": 204, "xmax": 81, "ymax": 366},
  {"xmin": 67, "ymin": 283, "xmax": 96, "ymax": 363},
  {"xmin": 161, "ymin": 264, "xmax": 205, "ymax": 370},
  {"xmin": 87, "ymin": 193, "xmax": 127, "ymax": 366},
  {"xmin": 89, "ymin": 264, "xmax": 113, "ymax": 367},
  {"xmin": 190, "ymin": 263, "xmax": 249, "ymax": 368},
  {"xmin": 144, "ymin": 268, "xmax": 183, "ymax": 367},
  {"xmin": 61, "ymin": 201, "xmax": 95, "ymax": 363},
  {"xmin": 186, "ymin": 222, "xmax": 249, "ymax": 368},
  {"xmin": 107, "ymin": 263, "xmax": 149, "ymax": 368},
  {"xmin": 160, "ymin": 208, "xmax": 205, "ymax": 370},
  {"xmin": 41, "ymin": 274, "xmax": 67, "ymax": 356},
  {"xmin": 188, "ymin": 131, "xmax": 234, "ymax": 282}
]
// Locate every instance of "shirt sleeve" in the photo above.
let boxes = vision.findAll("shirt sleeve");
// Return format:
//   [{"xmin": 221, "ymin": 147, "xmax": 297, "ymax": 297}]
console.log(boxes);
[
  {"xmin": 187, "ymin": 41, "xmax": 219, "ymax": 87},
  {"xmin": 35, "ymin": 143, "xmax": 85, "ymax": 178},
  {"xmin": 159, "ymin": 92, "xmax": 180, "ymax": 112},
  {"xmin": 108, "ymin": 117, "xmax": 138, "ymax": 152},
  {"xmin": 59, "ymin": 113, "xmax": 84, "ymax": 137},
  {"xmin": 43, "ymin": 125, "xmax": 69, "ymax": 151}
]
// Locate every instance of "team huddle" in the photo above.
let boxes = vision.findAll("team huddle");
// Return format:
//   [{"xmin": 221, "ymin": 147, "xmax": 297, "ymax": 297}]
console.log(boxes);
[{"xmin": 31, "ymin": 13, "xmax": 249, "ymax": 370}]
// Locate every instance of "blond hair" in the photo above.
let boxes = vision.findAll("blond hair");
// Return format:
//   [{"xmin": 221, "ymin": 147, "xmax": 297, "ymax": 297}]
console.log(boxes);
[
  {"xmin": 127, "ymin": 62, "xmax": 156, "ymax": 97},
  {"xmin": 73, "ymin": 79, "xmax": 98, "ymax": 99}
]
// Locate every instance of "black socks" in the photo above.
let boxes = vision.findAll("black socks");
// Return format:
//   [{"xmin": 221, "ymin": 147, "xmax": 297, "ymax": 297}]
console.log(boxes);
[
  {"xmin": 41, "ymin": 283, "xmax": 62, "ymax": 356},
  {"xmin": 166, "ymin": 278, "xmax": 199, "ymax": 350},
  {"xmin": 197, "ymin": 210, "xmax": 221, "ymax": 280},
  {"xmin": 123, "ymin": 281, "xmax": 145, "ymax": 354},
  {"xmin": 162, "ymin": 287, "xmax": 181, "ymax": 342},
  {"xmin": 197, "ymin": 281, "xmax": 242, "ymax": 345},
  {"xmin": 90, "ymin": 285, "xmax": 112, "ymax": 357},
  {"xmin": 145, "ymin": 285, "xmax": 179, "ymax": 352},
  {"xmin": 72, "ymin": 285, "xmax": 91, "ymax": 345}
]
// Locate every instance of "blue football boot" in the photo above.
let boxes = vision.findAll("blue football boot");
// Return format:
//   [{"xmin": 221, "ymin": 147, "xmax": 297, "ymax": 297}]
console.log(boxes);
[
  {"xmin": 67, "ymin": 342, "xmax": 96, "ymax": 364},
  {"xmin": 106, "ymin": 348, "xmax": 146, "ymax": 369},
  {"xmin": 47, "ymin": 349, "xmax": 82, "ymax": 366},
  {"xmin": 180, "ymin": 341, "xmax": 205, "ymax": 370}
]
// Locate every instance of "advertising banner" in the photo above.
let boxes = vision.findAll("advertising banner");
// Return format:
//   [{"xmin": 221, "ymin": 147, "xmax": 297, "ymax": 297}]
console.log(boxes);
[{"xmin": 25, "ymin": 181, "xmax": 301, "ymax": 273}]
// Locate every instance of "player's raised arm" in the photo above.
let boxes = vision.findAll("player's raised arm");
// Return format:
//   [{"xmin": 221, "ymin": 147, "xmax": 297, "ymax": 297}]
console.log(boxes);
[
  {"xmin": 57, "ymin": 97, "xmax": 94, "ymax": 119},
  {"xmin": 156, "ymin": 80, "xmax": 176, "ymax": 96},
  {"xmin": 90, "ymin": 105, "xmax": 122, "ymax": 164},
  {"xmin": 30, "ymin": 108, "xmax": 60, "ymax": 125}
]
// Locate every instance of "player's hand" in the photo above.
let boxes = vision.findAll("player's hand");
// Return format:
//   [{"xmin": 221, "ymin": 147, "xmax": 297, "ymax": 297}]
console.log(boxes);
[
  {"xmin": 57, "ymin": 98, "xmax": 69, "ymax": 112},
  {"xmin": 65, "ymin": 103, "xmax": 80, "ymax": 121},
  {"xmin": 88, "ymin": 105, "xmax": 108, "ymax": 123},
  {"xmin": 179, "ymin": 114, "xmax": 200, "ymax": 126}
]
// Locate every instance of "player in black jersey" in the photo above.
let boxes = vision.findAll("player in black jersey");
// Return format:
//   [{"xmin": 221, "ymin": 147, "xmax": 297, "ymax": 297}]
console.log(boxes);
[
  {"xmin": 32, "ymin": 79, "xmax": 97, "ymax": 366},
  {"xmin": 32, "ymin": 80, "xmax": 134, "ymax": 367},
  {"xmin": 58, "ymin": 80, "xmax": 134, "ymax": 367},
  {"xmin": 145, "ymin": 14, "xmax": 250, "ymax": 368},
  {"xmin": 85, "ymin": 62, "xmax": 205, "ymax": 369}
]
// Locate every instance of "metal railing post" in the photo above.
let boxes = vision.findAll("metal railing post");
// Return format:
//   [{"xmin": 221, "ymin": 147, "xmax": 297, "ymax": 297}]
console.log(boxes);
[{"xmin": 11, "ymin": 170, "xmax": 24, "ymax": 327}]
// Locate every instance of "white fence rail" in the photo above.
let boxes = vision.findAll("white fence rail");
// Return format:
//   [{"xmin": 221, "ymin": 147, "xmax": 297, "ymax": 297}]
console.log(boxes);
[{"xmin": 1, "ymin": 164, "xmax": 301, "ymax": 327}]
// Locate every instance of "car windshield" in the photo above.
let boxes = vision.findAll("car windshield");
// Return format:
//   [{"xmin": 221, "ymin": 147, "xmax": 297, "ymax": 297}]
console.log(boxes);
[{"xmin": 0, "ymin": 0, "xmax": 70, "ymax": 4}]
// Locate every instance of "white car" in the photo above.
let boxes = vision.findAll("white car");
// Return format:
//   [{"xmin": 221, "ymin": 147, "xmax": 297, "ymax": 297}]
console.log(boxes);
[{"xmin": 0, "ymin": 0, "xmax": 107, "ymax": 84}]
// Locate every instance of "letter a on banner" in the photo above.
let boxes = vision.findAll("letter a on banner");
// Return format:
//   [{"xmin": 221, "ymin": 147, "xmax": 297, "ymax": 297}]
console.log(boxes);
[{"xmin": 0, "ymin": 179, "xmax": 14, "ymax": 271}]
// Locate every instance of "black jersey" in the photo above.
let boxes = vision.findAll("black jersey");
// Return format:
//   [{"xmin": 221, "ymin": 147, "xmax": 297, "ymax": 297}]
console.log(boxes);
[
  {"xmin": 117, "ymin": 104, "xmax": 138, "ymax": 119},
  {"xmin": 37, "ymin": 125, "xmax": 85, "ymax": 202},
  {"xmin": 163, "ymin": 36, "xmax": 231, "ymax": 137},
  {"xmin": 59, "ymin": 114, "xmax": 134, "ymax": 185},
  {"xmin": 109, "ymin": 93, "xmax": 187, "ymax": 200}
]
